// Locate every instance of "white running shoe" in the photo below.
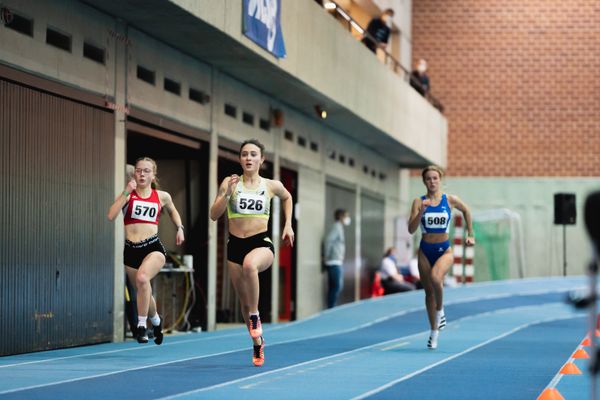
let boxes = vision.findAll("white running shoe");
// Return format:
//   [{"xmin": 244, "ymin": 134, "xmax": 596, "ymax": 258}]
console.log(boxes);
[
  {"xmin": 427, "ymin": 330, "xmax": 439, "ymax": 349},
  {"xmin": 437, "ymin": 312, "xmax": 446, "ymax": 331}
]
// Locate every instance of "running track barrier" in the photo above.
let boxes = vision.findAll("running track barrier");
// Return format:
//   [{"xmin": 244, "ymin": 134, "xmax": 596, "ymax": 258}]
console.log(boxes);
[{"xmin": 452, "ymin": 214, "xmax": 474, "ymax": 284}]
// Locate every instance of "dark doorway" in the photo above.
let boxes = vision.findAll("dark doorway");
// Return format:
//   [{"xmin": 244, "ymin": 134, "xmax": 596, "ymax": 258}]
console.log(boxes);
[
  {"xmin": 360, "ymin": 192, "xmax": 385, "ymax": 299},
  {"xmin": 126, "ymin": 125, "xmax": 209, "ymax": 331},
  {"xmin": 279, "ymin": 167, "xmax": 298, "ymax": 321}
]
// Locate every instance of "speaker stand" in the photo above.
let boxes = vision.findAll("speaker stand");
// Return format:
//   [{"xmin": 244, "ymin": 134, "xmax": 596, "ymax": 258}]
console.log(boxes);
[
  {"xmin": 563, "ymin": 224, "xmax": 567, "ymax": 277},
  {"xmin": 587, "ymin": 258, "xmax": 598, "ymax": 400}
]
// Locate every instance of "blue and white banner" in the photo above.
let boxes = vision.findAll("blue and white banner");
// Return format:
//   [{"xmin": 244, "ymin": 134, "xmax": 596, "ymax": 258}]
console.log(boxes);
[{"xmin": 242, "ymin": 0, "xmax": 286, "ymax": 59}]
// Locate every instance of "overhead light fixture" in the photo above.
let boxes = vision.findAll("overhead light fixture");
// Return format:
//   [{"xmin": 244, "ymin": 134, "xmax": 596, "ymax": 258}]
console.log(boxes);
[
  {"xmin": 324, "ymin": 2, "xmax": 337, "ymax": 10},
  {"xmin": 315, "ymin": 105, "xmax": 327, "ymax": 119}
]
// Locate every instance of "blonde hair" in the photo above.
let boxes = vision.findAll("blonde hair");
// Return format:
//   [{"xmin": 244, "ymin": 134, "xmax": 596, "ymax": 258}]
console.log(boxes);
[
  {"xmin": 421, "ymin": 165, "xmax": 444, "ymax": 182},
  {"xmin": 135, "ymin": 157, "xmax": 160, "ymax": 189}
]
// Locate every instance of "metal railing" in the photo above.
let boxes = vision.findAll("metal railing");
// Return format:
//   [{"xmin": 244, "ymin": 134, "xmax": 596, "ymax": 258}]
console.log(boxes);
[{"xmin": 318, "ymin": 0, "xmax": 444, "ymax": 112}]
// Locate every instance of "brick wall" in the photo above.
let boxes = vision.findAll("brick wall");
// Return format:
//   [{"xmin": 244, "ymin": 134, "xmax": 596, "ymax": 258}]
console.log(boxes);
[{"xmin": 412, "ymin": 0, "xmax": 600, "ymax": 176}]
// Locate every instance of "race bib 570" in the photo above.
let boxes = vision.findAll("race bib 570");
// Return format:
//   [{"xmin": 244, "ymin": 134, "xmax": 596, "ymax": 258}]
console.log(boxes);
[{"xmin": 130, "ymin": 200, "xmax": 159, "ymax": 222}]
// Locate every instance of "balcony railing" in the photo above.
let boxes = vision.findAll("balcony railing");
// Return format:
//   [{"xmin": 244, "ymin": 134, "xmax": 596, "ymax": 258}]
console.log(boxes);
[{"xmin": 317, "ymin": 0, "xmax": 443, "ymax": 112}]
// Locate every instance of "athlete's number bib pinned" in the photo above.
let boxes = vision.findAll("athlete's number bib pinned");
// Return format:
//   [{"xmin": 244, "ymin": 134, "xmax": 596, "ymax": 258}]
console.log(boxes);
[
  {"xmin": 131, "ymin": 200, "xmax": 159, "ymax": 222},
  {"xmin": 423, "ymin": 212, "xmax": 448, "ymax": 229},
  {"xmin": 236, "ymin": 193, "xmax": 265, "ymax": 215}
]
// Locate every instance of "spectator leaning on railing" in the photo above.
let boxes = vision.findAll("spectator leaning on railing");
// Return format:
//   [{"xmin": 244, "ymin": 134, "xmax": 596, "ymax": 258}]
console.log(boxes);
[
  {"xmin": 410, "ymin": 58, "xmax": 431, "ymax": 97},
  {"xmin": 361, "ymin": 8, "xmax": 394, "ymax": 54}
]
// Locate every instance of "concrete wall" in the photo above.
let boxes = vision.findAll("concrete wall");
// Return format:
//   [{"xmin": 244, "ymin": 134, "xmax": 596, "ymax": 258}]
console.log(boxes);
[
  {"xmin": 213, "ymin": 76, "xmax": 403, "ymax": 315},
  {"xmin": 170, "ymin": 0, "xmax": 447, "ymax": 166},
  {"xmin": 0, "ymin": 0, "xmax": 412, "ymax": 321},
  {"xmin": 127, "ymin": 27, "xmax": 212, "ymax": 134},
  {"xmin": 296, "ymin": 166, "xmax": 327, "ymax": 318},
  {"xmin": 0, "ymin": 0, "xmax": 115, "ymax": 95},
  {"xmin": 410, "ymin": 177, "xmax": 600, "ymax": 278}
]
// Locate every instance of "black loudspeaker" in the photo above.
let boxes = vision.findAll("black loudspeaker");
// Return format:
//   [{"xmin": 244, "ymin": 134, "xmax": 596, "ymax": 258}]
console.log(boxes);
[{"xmin": 554, "ymin": 193, "xmax": 576, "ymax": 225}]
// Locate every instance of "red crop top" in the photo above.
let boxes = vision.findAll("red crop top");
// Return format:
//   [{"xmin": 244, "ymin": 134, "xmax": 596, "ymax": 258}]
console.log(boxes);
[{"xmin": 123, "ymin": 189, "xmax": 162, "ymax": 225}]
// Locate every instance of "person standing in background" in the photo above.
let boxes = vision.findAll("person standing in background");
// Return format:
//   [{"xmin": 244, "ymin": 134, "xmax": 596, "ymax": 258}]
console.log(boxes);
[
  {"xmin": 324, "ymin": 209, "xmax": 350, "ymax": 308},
  {"xmin": 410, "ymin": 58, "xmax": 431, "ymax": 97},
  {"xmin": 361, "ymin": 9, "xmax": 394, "ymax": 53}
]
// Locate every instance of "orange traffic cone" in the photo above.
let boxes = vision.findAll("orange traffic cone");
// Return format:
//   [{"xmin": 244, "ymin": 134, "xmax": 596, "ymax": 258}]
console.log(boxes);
[
  {"xmin": 582, "ymin": 337, "xmax": 591, "ymax": 346},
  {"xmin": 537, "ymin": 388, "xmax": 565, "ymax": 400},
  {"xmin": 573, "ymin": 348, "xmax": 590, "ymax": 359},
  {"xmin": 560, "ymin": 362, "xmax": 582, "ymax": 375}
]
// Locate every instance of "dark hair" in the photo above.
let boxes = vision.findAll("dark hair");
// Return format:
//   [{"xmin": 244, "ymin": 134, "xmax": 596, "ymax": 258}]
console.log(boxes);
[
  {"xmin": 384, "ymin": 247, "xmax": 396, "ymax": 257},
  {"xmin": 334, "ymin": 209, "xmax": 347, "ymax": 220},
  {"xmin": 383, "ymin": 8, "xmax": 394, "ymax": 16},
  {"xmin": 239, "ymin": 139, "xmax": 265, "ymax": 157}
]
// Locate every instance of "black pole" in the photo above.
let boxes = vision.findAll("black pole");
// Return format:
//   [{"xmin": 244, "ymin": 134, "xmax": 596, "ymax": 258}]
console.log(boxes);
[
  {"xmin": 563, "ymin": 224, "xmax": 567, "ymax": 277},
  {"xmin": 588, "ymin": 259, "xmax": 598, "ymax": 400}
]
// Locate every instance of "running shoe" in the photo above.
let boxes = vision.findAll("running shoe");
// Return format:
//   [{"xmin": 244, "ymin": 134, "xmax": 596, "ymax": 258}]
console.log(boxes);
[
  {"xmin": 253, "ymin": 337, "xmax": 265, "ymax": 367},
  {"xmin": 427, "ymin": 330, "xmax": 438, "ymax": 349},
  {"xmin": 136, "ymin": 325, "xmax": 149, "ymax": 344},
  {"xmin": 153, "ymin": 317, "xmax": 164, "ymax": 345},
  {"xmin": 249, "ymin": 314, "xmax": 262, "ymax": 339},
  {"xmin": 438, "ymin": 313, "xmax": 446, "ymax": 331}
]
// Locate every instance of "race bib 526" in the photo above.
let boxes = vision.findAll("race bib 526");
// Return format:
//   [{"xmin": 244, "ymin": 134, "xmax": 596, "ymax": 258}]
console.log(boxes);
[{"xmin": 235, "ymin": 193, "xmax": 266, "ymax": 215}]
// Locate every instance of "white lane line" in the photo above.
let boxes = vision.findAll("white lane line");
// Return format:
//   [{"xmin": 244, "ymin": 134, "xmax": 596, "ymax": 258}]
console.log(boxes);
[
  {"xmin": 0, "ymin": 285, "xmax": 580, "ymax": 369},
  {"xmin": 0, "ymin": 331, "xmax": 248, "ymax": 369},
  {"xmin": 159, "ymin": 333, "xmax": 433, "ymax": 398},
  {"xmin": 239, "ymin": 356, "xmax": 357, "ymax": 390},
  {"xmin": 538, "ymin": 336, "xmax": 588, "ymax": 394},
  {"xmin": 380, "ymin": 342, "xmax": 410, "ymax": 351},
  {"xmin": 349, "ymin": 315, "xmax": 580, "ymax": 400},
  {"xmin": 0, "ymin": 304, "xmax": 431, "ymax": 395},
  {"xmin": 0, "ymin": 294, "xmax": 578, "ymax": 395},
  {"xmin": 0, "ymin": 346, "xmax": 249, "ymax": 395},
  {"xmin": 156, "ymin": 304, "xmax": 578, "ymax": 399}
]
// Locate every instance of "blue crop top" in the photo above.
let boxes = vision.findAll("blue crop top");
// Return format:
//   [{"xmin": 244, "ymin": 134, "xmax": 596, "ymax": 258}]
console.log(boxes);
[{"xmin": 420, "ymin": 194, "xmax": 452, "ymax": 234}]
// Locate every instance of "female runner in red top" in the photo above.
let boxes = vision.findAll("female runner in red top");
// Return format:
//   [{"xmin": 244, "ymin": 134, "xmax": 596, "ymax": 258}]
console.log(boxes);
[{"xmin": 108, "ymin": 157, "xmax": 185, "ymax": 344}]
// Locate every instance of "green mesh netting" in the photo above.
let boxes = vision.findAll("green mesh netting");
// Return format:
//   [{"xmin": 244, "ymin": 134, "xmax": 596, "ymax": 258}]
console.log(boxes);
[
  {"xmin": 472, "ymin": 220, "xmax": 511, "ymax": 281},
  {"xmin": 448, "ymin": 218, "xmax": 512, "ymax": 282}
]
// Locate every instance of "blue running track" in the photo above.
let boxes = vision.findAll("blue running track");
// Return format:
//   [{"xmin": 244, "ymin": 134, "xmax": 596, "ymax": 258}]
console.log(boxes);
[{"xmin": 0, "ymin": 277, "xmax": 594, "ymax": 399}]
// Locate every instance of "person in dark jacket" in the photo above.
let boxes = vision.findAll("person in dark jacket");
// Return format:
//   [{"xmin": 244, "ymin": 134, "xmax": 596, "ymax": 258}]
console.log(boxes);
[{"xmin": 362, "ymin": 8, "xmax": 394, "ymax": 53}]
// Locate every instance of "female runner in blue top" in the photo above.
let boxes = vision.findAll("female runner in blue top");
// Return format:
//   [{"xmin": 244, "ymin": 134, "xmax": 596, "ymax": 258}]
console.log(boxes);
[{"xmin": 408, "ymin": 165, "xmax": 474, "ymax": 349}]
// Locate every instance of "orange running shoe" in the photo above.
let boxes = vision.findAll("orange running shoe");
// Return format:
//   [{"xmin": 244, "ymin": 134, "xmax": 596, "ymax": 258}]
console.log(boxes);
[
  {"xmin": 252, "ymin": 337, "xmax": 265, "ymax": 367},
  {"xmin": 249, "ymin": 314, "xmax": 262, "ymax": 339}
]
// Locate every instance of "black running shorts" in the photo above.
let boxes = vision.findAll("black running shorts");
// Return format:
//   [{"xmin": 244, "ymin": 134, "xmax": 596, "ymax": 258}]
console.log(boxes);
[
  {"xmin": 123, "ymin": 235, "xmax": 166, "ymax": 269},
  {"xmin": 227, "ymin": 231, "xmax": 274, "ymax": 265}
]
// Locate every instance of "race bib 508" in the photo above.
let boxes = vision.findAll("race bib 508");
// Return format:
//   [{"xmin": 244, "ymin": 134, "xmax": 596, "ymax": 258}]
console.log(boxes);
[{"xmin": 423, "ymin": 212, "xmax": 449, "ymax": 229}]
